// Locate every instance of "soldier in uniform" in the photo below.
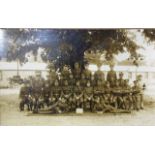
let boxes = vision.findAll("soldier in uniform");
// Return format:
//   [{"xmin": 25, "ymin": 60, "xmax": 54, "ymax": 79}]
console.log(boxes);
[
  {"xmin": 38, "ymin": 94, "xmax": 45, "ymax": 109},
  {"xmin": 68, "ymin": 72, "xmax": 75, "ymax": 86},
  {"xmin": 107, "ymin": 64, "xmax": 117, "ymax": 87},
  {"xmin": 49, "ymin": 79, "xmax": 63, "ymax": 113},
  {"xmin": 72, "ymin": 62, "xmax": 82, "ymax": 81},
  {"xmin": 43, "ymin": 81, "xmax": 51, "ymax": 107},
  {"xmin": 122, "ymin": 79, "xmax": 133, "ymax": 110},
  {"xmin": 28, "ymin": 76, "xmax": 34, "ymax": 87},
  {"xmin": 109, "ymin": 77, "xmax": 116, "ymax": 88},
  {"xmin": 90, "ymin": 75, "xmax": 96, "ymax": 87},
  {"xmin": 104, "ymin": 81, "xmax": 111, "ymax": 105},
  {"xmin": 94, "ymin": 69, "xmax": 105, "ymax": 83},
  {"xmin": 111, "ymin": 80, "xmax": 123, "ymax": 109},
  {"xmin": 73, "ymin": 80, "xmax": 84, "ymax": 109},
  {"xmin": 48, "ymin": 64, "xmax": 58, "ymax": 86},
  {"xmin": 103, "ymin": 81, "xmax": 130, "ymax": 113},
  {"xmin": 19, "ymin": 82, "xmax": 31, "ymax": 111},
  {"xmin": 101, "ymin": 81, "xmax": 119, "ymax": 113},
  {"xmin": 83, "ymin": 80, "xmax": 94, "ymax": 111},
  {"xmin": 61, "ymin": 79, "xmax": 72, "ymax": 112},
  {"xmin": 61, "ymin": 65, "xmax": 71, "ymax": 80},
  {"xmin": 59, "ymin": 73, "xmax": 64, "ymax": 87},
  {"xmin": 80, "ymin": 73, "xmax": 87, "ymax": 88},
  {"xmin": 27, "ymin": 81, "xmax": 33, "ymax": 111},
  {"xmin": 32, "ymin": 75, "xmax": 45, "ymax": 113},
  {"xmin": 50, "ymin": 79, "xmax": 61, "ymax": 104},
  {"xmin": 118, "ymin": 72, "xmax": 124, "ymax": 88},
  {"xmin": 68, "ymin": 72, "xmax": 76, "ymax": 111},
  {"xmin": 93, "ymin": 80, "xmax": 104, "ymax": 112},
  {"xmin": 136, "ymin": 75, "xmax": 145, "ymax": 109},
  {"xmin": 83, "ymin": 64, "xmax": 92, "ymax": 81},
  {"xmin": 132, "ymin": 80, "xmax": 144, "ymax": 111},
  {"xmin": 32, "ymin": 91, "xmax": 40, "ymax": 113}
]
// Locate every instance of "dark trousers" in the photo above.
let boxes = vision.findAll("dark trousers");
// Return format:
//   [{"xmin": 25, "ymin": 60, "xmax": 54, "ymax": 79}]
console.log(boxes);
[
  {"xmin": 33, "ymin": 100, "xmax": 39, "ymax": 113},
  {"xmin": 19, "ymin": 98, "xmax": 29, "ymax": 111}
]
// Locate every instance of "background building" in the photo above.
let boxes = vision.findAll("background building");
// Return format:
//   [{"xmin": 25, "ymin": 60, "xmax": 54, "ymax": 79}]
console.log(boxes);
[
  {"xmin": 0, "ymin": 61, "xmax": 48, "ymax": 87},
  {"xmin": 1, "ymin": 60, "xmax": 155, "ymax": 89}
]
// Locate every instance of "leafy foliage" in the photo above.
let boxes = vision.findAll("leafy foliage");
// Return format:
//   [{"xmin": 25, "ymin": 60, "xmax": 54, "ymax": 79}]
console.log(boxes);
[
  {"xmin": 143, "ymin": 29, "xmax": 155, "ymax": 42},
  {"xmin": 4, "ymin": 29, "xmax": 140, "ymax": 69}
]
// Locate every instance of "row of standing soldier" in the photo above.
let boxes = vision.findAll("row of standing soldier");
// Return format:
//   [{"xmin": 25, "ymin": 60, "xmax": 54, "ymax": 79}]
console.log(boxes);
[{"xmin": 19, "ymin": 63, "xmax": 145, "ymax": 114}]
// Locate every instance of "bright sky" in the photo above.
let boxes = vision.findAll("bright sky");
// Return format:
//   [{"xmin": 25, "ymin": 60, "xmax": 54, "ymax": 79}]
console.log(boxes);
[
  {"xmin": 113, "ymin": 30, "xmax": 155, "ymax": 66},
  {"xmin": 0, "ymin": 29, "xmax": 4, "ymax": 56},
  {"xmin": 129, "ymin": 29, "xmax": 155, "ymax": 65}
]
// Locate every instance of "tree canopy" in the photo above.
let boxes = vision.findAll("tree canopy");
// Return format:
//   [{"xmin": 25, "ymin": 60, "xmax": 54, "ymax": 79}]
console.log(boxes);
[
  {"xmin": 2, "ymin": 28, "xmax": 154, "ymax": 69},
  {"xmin": 143, "ymin": 29, "xmax": 155, "ymax": 42}
]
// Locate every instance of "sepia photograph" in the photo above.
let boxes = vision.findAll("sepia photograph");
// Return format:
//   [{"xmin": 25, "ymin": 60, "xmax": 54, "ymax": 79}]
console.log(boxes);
[
  {"xmin": 1, "ymin": 1, "xmax": 155, "ymax": 155},
  {"xmin": 0, "ymin": 28, "xmax": 155, "ymax": 125}
]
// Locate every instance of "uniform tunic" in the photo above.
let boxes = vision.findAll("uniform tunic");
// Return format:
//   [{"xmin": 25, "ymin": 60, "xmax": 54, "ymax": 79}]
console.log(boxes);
[
  {"xmin": 94, "ymin": 70, "xmax": 105, "ymax": 81},
  {"xmin": 118, "ymin": 78, "xmax": 124, "ymax": 88},
  {"xmin": 107, "ymin": 70, "xmax": 117, "ymax": 87},
  {"xmin": 83, "ymin": 69, "xmax": 92, "ymax": 80},
  {"xmin": 74, "ymin": 86, "xmax": 83, "ymax": 108},
  {"xmin": 51, "ymin": 86, "xmax": 62, "ymax": 101},
  {"xmin": 73, "ymin": 68, "xmax": 81, "ymax": 80}
]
